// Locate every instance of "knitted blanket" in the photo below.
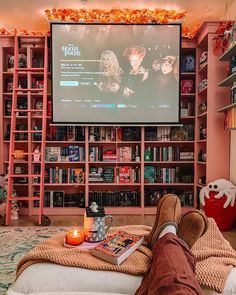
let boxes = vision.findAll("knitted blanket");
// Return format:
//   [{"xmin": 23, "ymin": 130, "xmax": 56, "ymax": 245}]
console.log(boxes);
[{"xmin": 16, "ymin": 219, "xmax": 236, "ymax": 293}]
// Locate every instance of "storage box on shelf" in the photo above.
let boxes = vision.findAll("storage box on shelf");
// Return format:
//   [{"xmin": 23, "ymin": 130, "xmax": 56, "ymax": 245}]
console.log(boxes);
[{"xmin": 194, "ymin": 22, "xmax": 230, "ymax": 205}]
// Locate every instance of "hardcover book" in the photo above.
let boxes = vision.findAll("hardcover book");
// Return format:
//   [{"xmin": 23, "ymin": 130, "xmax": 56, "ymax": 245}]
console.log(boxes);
[{"xmin": 91, "ymin": 231, "xmax": 144, "ymax": 265}]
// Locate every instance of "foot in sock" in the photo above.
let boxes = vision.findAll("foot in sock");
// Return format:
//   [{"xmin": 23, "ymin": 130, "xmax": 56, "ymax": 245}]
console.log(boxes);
[{"xmin": 147, "ymin": 194, "xmax": 182, "ymax": 249}]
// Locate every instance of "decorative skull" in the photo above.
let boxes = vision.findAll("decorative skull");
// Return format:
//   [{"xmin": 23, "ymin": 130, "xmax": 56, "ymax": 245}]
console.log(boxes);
[{"xmin": 200, "ymin": 51, "xmax": 208, "ymax": 69}]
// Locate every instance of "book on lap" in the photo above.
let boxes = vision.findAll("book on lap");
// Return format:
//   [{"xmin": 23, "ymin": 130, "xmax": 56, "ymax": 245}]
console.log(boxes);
[{"xmin": 91, "ymin": 231, "xmax": 144, "ymax": 265}]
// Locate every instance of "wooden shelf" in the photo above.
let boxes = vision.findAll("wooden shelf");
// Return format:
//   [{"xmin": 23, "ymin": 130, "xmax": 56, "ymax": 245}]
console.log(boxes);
[
  {"xmin": 218, "ymin": 102, "xmax": 236, "ymax": 112},
  {"xmin": 88, "ymin": 161, "xmax": 141, "ymax": 164},
  {"xmin": 20, "ymin": 207, "xmax": 85, "ymax": 216},
  {"xmin": 198, "ymin": 86, "xmax": 207, "ymax": 95},
  {"xmin": 218, "ymin": 72, "xmax": 236, "ymax": 87},
  {"xmin": 144, "ymin": 161, "xmax": 194, "ymax": 164},
  {"xmin": 181, "ymin": 93, "xmax": 195, "ymax": 97},
  {"xmin": 89, "ymin": 141, "xmax": 141, "ymax": 144},
  {"xmin": 33, "ymin": 183, "xmax": 86, "ymax": 187},
  {"xmin": 45, "ymin": 141, "xmax": 85, "ymax": 144},
  {"xmin": 44, "ymin": 161, "xmax": 85, "ymax": 164},
  {"xmin": 144, "ymin": 183, "xmax": 194, "ymax": 186},
  {"xmin": 198, "ymin": 111, "xmax": 207, "ymax": 118},
  {"xmin": 89, "ymin": 183, "xmax": 141, "ymax": 186},
  {"xmin": 197, "ymin": 139, "xmax": 207, "ymax": 143},
  {"xmin": 219, "ymin": 44, "xmax": 236, "ymax": 61},
  {"xmin": 144, "ymin": 141, "xmax": 195, "ymax": 144},
  {"xmin": 180, "ymin": 116, "xmax": 195, "ymax": 120},
  {"xmin": 181, "ymin": 72, "xmax": 196, "ymax": 76},
  {"xmin": 197, "ymin": 161, "xmax": 206, "ymax": 165},
  {"xmin": 198, "ymin": 63, "xmax": 208, "ymax": 73}
]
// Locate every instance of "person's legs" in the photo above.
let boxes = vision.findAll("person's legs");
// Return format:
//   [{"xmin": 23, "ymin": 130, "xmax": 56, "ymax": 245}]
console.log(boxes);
[{"xmin": 135, "ymin": 195, "xmax": 208, "ymax": 295}]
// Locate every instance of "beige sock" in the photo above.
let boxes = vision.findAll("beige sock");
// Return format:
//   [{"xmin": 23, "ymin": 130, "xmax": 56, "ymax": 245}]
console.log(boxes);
[{"xmin": 158, "ymin": 225, "xmax": 177, "ymax": 239}]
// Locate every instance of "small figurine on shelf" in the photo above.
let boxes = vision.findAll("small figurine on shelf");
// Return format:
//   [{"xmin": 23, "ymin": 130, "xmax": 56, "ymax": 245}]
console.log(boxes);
[
  {"xmin": 11, "ymin": 203, "xmax": 19, "ymax": 220},
  {"xmin": 33, "ymin": 146, "xmax": 41, "ymax": 162}
]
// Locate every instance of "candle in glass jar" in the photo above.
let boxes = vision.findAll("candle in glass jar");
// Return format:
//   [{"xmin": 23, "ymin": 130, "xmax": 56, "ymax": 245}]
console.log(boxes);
[{"xmin": 66, "ymin": 229, "xmax": 84, "ymax": 246}]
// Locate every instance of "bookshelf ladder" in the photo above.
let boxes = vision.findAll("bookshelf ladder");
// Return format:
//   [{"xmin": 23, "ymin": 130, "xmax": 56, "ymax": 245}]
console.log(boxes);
[{"xmin": 6, "ymin": 34, "xmax": 48, "ymax": 225}]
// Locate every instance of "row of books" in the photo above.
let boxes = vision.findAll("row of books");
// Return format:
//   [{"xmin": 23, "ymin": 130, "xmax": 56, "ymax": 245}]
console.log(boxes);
[
  {"xmin": 42, "ymin": 167, "xmax": 85, "ymax": 184},
  {"xmin": 144, "ymin": 166, "xmax": 194, "ymax": 183},
  {"xmin": 224, "ymin": 108, "xmax": 236, "ymax": 129},
  {"xmin": 89, "ymin": 146, "xmax": 140, "ymax": 162},
  {"xmin": 89, "ymin": 190, "xmax": 140, "ymax": 207},
  {"xmin": 145, "ymin": 126, "xmax": 194, "ymax": 141},
  {"xmin": 144, "ymin": 190, "xmax": 194, "ymax": 207},
  {"xmin": 89, "ymin": 166, "xmax": 141, "ymax": 183},
  {"xmin": 46, "ymin": 126, "xmax": 85, "ymax": 141},
  {"xmin": 144, "ymin": 146, "xmax": 194, "ymax": 161},
  {"xmin": 90, "ymin": 127, "xmax": 141, "ymax": 141},
  {"xmin": 33, "ymin": 191, "xmax": 85, "ymax": 208},
  {"xmin": 45, "ymin": 146, "xmax": 85, "ymax": 162}
]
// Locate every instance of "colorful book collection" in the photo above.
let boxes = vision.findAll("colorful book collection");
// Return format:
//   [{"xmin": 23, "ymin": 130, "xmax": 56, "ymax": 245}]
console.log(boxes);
[
  {"xmin": 144, "ymin": 190, "xmax": 194, "ymax": 207},
  {"xmin": 43, "ymin": 167, "xmax": 85, "ymax": 184},
  {"xmin": 45, "ymin": 146, "xmax": 85, "ymax": 162},
  {"xmin": 224, "ymin": 108, "xmax": 236, "ymax": 129},
  {"xmin": 33, "ymin": 191, "xmax": 85, "ymax": 208},
  {"xmin": 144, "ymin": 146, "xmax": 194, "ymax": 161},
  {"xmin": 144, "ymin": 166, "xmax": 194, "ymax": 184},
  {"xmin": 89, "ymin": 166, "xmax": 141, "ymax": 183},
  {"xmin": 89, "ymin": 146, "xmax": 140, "ymax": 162},
  {"xmin": 89, "ymin": 190, "xmax": 140, "ymax": 207}
]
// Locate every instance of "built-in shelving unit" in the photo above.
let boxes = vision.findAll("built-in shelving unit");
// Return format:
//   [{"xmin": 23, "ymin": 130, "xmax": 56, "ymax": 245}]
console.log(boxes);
[
  {"xmin": 194, "ymin": 21, "xmax": 230, "ymax": 205},
  {"xmin": 0, "ymin": 23, "xmax": 231, "ymax": 219},
  {"xmin": 218, "ymin": 43, "xmax": 236, "ymax": 130}
]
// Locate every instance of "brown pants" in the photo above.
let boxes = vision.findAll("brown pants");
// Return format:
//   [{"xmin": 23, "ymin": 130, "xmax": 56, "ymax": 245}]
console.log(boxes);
[{"xmin": 135, "ymin": 233, "xmax": 203, "ymax": 295}]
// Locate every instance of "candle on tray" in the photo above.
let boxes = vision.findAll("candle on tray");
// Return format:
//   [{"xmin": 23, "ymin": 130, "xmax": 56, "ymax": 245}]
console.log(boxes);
[{"xmin": 66, "ymin": 228, "xmax": 84, "ymax": 246}]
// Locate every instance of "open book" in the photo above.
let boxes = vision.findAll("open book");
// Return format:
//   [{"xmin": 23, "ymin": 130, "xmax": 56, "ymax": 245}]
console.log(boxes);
[{"xmin": 91, "ymin": 231, "xmax": 144, "ymax": 265}]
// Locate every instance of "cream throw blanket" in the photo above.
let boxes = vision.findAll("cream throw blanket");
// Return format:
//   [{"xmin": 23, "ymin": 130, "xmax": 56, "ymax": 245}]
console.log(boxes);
[{"xmin": 16, "ymin": 219, "xmax": 236, "ymax": 293}]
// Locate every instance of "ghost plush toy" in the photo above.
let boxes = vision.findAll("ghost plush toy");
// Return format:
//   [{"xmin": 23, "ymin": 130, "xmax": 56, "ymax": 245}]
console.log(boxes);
[
  {"xmin": 182, "ymin": 55, "xmax": 195, "ymax": 72},
  {"xmin": 200, "ymin": 179, "xmax": 236, "ymax": 208},
  {"xmin": 90, "ymin": 202, "xmax": 99, "ymax": 213}
]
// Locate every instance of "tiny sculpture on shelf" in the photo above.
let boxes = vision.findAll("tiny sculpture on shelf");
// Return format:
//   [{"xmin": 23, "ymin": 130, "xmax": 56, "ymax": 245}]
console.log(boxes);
[
  {"xmin": 33, "ymin": 146, "xmax": 40, "ymax": 162},
  {"xmin": 200, "ymin": 179, "xmax": 236, "ymax": 208},
  {"xmin": 11, "ymin": 203, "xmax": 19, "ymax": 220},
  {"xmin": 90, "ymin": 201, "xmax": 99, "ymax": 213},
  {"xmin": 181, "ymin": 55, "xmax": 195, "ymax": 72},
  {"xmin": 199, "ymin": 51, "xmax": 208, "ymax": 69}
]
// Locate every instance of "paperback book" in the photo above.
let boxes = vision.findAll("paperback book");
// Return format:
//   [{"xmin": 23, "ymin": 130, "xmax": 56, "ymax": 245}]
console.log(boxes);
[{"xmin": 91, "ymin": 231, "xmax": 144, "ymax": 265}]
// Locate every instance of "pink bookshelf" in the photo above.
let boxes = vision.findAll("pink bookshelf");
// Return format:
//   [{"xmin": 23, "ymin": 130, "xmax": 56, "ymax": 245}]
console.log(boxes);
[
  {"xmin": 194, "ymin": 21, "xmax": 230, "ymax": 205},
  {"xmin": 1, "ymin": 25, "xmax": 229, "ymax": 220}
]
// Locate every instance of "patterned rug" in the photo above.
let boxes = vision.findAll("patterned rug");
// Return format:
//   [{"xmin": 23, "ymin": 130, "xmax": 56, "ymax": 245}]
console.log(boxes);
[{"xmin": 0, "ymin": 226, "xmax": 68, "ymax": 295}]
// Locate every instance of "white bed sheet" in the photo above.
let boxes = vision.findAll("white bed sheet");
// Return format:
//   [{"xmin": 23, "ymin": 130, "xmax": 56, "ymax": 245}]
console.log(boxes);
[{"xmin": 7, "ymin": 263, "xmax": 236, "ymax": 295}]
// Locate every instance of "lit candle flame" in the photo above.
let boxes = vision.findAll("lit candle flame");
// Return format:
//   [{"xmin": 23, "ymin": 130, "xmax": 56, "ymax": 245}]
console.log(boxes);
[{"xmin": 73, "ymin": 229, "xmax": 78, "ymax": 237}]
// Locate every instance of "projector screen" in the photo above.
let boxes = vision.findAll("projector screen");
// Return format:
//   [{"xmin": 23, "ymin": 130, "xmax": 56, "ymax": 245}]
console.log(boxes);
[{"xmin": 51, "ymin": 23, "xmax": 181, "ymax": 124}]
